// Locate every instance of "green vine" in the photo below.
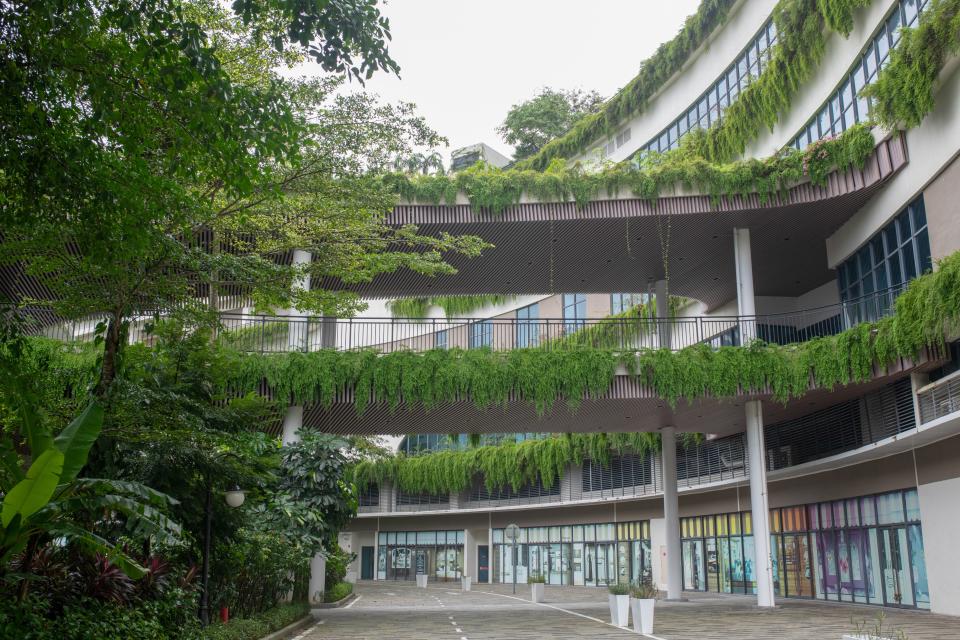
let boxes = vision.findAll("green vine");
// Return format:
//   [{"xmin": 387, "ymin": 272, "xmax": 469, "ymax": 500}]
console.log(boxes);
[
  {"xmin": 215, "ymin": 249, "xmax": 960, "ymax": 416},
  {"xmin": 386, "ymin": 124, "xmax": 876, "ymax": 214},
  {"xmin": 687, "ymin": 0, "xmax": 872, "ymax": 162},
  {"xmin": 353, "ymin": 431, "xmax": 709, "ymax": 495},
  {"xmin": 514, "ymin": 0, "xmax": 738, "ymax": 171},
  {"xmin": 388, "ymin": 295, "xmax": 516, "ymax": 319},
  {"xmin": 516, "ymin": 0, "xmax": 873, "ymax": 169},
  {"xmin": 861, "ymin": 0, "xmax": 960, "ymax": 129}
]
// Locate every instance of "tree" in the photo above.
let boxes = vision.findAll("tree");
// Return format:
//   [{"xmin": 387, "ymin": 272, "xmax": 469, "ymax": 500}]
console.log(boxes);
[
  {"xmin": 0, "ymin": 0, "xmax": 487, "ymax": 400},
  {"xmin": 498, "ymin": 87, "xmax": 605, "ymax": 161}
]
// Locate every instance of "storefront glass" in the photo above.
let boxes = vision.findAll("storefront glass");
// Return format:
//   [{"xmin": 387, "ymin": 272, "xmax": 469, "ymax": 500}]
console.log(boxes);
[
  {"xmin": 376, "ymin": 529, "xmax": 464, "ymax": 581},
  {"xmin": 679, "ymin": 488, "xmax": 929, "ymax": 609},
  {"xmin": 492, "ymin": 520, "xmax": 650, "ymax": 586}
]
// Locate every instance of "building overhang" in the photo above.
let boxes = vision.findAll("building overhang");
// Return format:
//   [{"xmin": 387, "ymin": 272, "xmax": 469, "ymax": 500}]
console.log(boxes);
[{"xmin": 318, "ymin": 135, "xmax": 907, "ymax": 310}]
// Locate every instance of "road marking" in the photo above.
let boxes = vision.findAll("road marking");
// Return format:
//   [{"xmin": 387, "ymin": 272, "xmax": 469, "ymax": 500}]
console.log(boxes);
[
  {"xmin": 343, "ymin": 595, "xmax": 362, "ymax": 609},
  {"xmin": 290, "ymin": 619, "xmax": 324, "ymax": 640},
  {"xmin": 455, "ymin": 628, "xmax": 462, "ymax": 633}
]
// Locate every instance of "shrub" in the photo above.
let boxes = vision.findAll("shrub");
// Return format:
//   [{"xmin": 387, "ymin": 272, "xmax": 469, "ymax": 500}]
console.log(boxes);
[
  {"xmin": 607, "ymin": 582, "xmax": 631, "ymax": 595},
  {"xmin": 202, "ymin": 603, "xmax": 310, "ymax": 640},
  {"xmin": 323, "ymin": 581, "xmax": 353, "ymax": 603},
  {"xmin": 527, "ymin": 574, "xmax": 546, "ymax": 584},
  {"xmin": 324, "ymin": 545, "xmax": 355, "ymax": 591}
]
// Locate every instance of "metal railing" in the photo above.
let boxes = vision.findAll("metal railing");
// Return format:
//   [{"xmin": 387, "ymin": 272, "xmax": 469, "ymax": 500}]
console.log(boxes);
[
  {"xmin": 212, "ymin": 284, "xmax": 907, "ymax": 354},
  {"xmin": 12, "ymin": 283, "xmax": 907, "ymax": 355},
  {"xmin": 917, "ymin": 370, "xmax": 960, "ymax": 424}
]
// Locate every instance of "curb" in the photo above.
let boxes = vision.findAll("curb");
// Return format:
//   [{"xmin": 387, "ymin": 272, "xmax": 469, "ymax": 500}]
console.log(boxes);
[
  {"xmin": 259, "ymin": 614, "xmax": 314, "ymax": 640},
  {"xmin": 314, "ymin": 591, "xmax": 357, "ymax": 609}
]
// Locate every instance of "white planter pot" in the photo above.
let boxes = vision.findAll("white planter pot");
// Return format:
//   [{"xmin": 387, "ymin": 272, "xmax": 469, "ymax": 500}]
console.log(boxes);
[
  {"xmin": 416, "ymin": 574, "xmax": 428, "ymax": 588},
  {"xmin": 530, "ymin": 582, "xmax": 545, "ymax": 603},
  {"xmin": 608, "ymin": 594, "xmax": 630, "ymax": 627},
  {"xmin": 631, "ymin": 598, "xmax": 655, "ymax": 634},
  {"xmin": 461, "ymin": 577, "xmax": 472, "ymax": 591},
  {"xmin": 842, "ymin": 636, "xmax": 898, "ymax": 640}
]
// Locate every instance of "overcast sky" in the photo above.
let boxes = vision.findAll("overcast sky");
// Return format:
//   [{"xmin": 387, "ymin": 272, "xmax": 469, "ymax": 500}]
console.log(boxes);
[{"xmin": 337, "ymin": 0, "xmax": 700, "ymax": 161}]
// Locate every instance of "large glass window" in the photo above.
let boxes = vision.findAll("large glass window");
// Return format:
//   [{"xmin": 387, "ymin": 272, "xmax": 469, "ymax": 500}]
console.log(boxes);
[
  {"xmin": 469, "ymin": 319, "xmax": 492, "ymax": 348},
  {"xmin": 562, "ymin": 293, "xmax": 586, "ymax": 331},
  {"xmin": 640, "ymin": 19, "xmax": 777, "ymax": 154},
  {"xmin": 838, "ymin": 196, "xmax": 930, "ymax": 324},
  {"xmin": 516, "ymin": 302, "xmax": 540, "ymax": 347},
  {"xmin": 377, "ymin": 529, "xmax": 464, "ymax": 582},
  {"xmin": 610, "ymin": 293, "xmax": 648, "ymax": 315},
  {"xmin": 493, "ymin": 520, "xmax": 650, "ymax": 587},
  {"xmin": 792, "ymin": 0, "xmax": 930, "ymax": 149},
  {"xmin": 680, "ymin": 488, "xmax": 929, "ymax": 609}
]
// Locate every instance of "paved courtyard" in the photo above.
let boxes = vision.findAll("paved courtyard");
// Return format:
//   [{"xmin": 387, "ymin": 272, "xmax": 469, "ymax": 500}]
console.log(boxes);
[{"xmin": 293, "ymin": 581, "xmax": 960, "ymax": 640}]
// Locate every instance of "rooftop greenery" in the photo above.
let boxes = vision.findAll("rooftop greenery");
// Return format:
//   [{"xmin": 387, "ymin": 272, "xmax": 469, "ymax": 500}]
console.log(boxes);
[
  {"xmin": 513, "ymin": 0, "xmax": 738, "ymax": 171},
  {"xmin": 515, "ymin": 0, "xmax": 873, "ymax": 170}
]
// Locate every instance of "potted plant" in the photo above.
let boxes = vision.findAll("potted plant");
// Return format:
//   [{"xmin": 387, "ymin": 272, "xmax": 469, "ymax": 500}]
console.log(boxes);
[
  {"xmin": 607, "ymin": 582, "xmax": 630, "ymax": 627},
  {"xmin": 528, "ymin": 573, "xmax": 546, "ymax": 603},
  {"xmin": 462, "ymin": 575, "xmax": 472, "ymax": 591},
  {"xmin": 630, "ymin": 580, "xmax": 659, "ymax": 634}
]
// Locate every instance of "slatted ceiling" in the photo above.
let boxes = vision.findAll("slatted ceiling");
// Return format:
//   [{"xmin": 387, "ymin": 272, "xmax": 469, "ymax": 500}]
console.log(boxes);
[{"xmin": 319, "ymin": 136, "xmax": 907, "ymax": 306}]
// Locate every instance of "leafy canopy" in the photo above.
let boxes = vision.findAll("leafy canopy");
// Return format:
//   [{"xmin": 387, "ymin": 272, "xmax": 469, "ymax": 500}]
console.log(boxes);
[{"xmin": 498, "ymin": 87, "xmax": 605, "ymax": 161}]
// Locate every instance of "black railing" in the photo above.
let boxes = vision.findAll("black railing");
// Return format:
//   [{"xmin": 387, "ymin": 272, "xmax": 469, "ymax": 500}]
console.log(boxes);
[{"xmin": 11, "ymin": 283, "xmax": 907, "ymax": 355}]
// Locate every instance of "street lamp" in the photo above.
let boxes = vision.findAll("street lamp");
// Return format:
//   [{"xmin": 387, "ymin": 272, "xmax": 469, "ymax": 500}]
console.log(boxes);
[{"xmin": 199, "ymin": 483, "xmax": 245, "ymax": 626}]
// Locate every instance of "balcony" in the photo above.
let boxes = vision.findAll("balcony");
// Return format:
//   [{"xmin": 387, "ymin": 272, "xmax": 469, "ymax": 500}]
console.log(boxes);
[
  {"xmin": 15, "ymin": 284, "xmax": 906, "ymax": 356},
  {"xmin": 917, "ymin": 370, "xmax": 960, "ymax": 424}
]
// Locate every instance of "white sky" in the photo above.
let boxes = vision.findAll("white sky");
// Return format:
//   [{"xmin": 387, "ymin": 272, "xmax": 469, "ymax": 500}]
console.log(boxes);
[{"xmin": 338, "ymin": 0, "xmax": 700, "ymax": 160}]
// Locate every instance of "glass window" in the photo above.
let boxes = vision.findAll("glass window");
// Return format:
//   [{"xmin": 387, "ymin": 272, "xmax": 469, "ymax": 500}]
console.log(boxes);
[
  {"xmin": 905, "ymin": 489, "xmax": 921, "ymax": 521},
  {"xmin": 563, "ymin": 293, "xmax": 586, "ymax": 331},
  {"xmin": 877, "ymin": 492, "xmax": 905, "ymax": 524},
  {"xmin": 435, "ymin": 329, "xmax": 447, "ymax": 349},
  {"xmin": 516, "ymin": 303, "xmax": 539, "ymax": 348},
  {"xmin": 469, "ymin": 319, "xmax": 492, "ymax": 348}
]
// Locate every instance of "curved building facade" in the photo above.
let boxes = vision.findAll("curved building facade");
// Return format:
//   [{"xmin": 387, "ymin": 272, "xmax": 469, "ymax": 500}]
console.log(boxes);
[{"xmin": 331, "ymin": 0, "xmax": 960, "ymax": 619}]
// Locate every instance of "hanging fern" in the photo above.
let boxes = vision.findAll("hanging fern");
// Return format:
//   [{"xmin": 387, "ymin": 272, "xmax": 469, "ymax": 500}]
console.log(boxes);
[
  {"xmin": 388, "ymin": 295, "xmax": 516, "ymax": 319},
  {"xmin": 385, "ymin": 124, "xmax": 876, "ymax": 214},
  {"xmin": 514, "ymin": 0, "xmax": 739, "ymax": 171},
  {"xmin": 861, "ymin": 0, "xmax": 960, "ymax": 129}
]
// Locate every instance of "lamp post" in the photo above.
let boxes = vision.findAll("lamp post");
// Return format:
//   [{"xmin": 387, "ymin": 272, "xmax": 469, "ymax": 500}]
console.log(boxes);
[{"xmin": 199, "ymin": 483, "xmax": 246, "ymax": 626}]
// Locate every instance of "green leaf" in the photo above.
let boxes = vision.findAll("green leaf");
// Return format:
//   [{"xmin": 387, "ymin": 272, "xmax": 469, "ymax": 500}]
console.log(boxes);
[
  {"xmin": 53, "ymin": 400, "xmax": 104, "ymax": 483},
  {"xmin": 1, "ymin": 449, "xmax": 64, "ymax": 527}
]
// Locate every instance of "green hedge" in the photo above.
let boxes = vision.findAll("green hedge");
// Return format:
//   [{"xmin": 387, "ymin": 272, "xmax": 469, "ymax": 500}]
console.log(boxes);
[
  {"xmin": 323, "ymin": 582, "xmax": 353, "ymax": 603},
  {"xmin": 202, "ymin": 603, "xmax": 310, "ymax": 640}
]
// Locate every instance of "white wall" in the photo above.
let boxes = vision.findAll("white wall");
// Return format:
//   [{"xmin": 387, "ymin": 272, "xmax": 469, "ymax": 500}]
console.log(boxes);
[
  {"xmin": 574, "ymin": 0, "xmax": 777, "ymax": 164},
  {"xmin": 648, "ymin": 517, "xmax": 667, "ymax": 592},
  {"xmin": 917, "ymin": 477, "xmax": 960, "ymax": 616}
]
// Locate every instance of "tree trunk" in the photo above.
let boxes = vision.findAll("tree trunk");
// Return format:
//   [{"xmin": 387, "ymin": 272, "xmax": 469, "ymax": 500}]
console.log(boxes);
[{"xmin": 94, "ymin": 312, "xmax": 123, "ymax": 399}]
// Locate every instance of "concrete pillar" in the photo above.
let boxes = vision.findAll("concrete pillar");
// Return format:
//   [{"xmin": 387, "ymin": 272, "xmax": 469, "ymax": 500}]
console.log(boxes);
[
  {"xmin": 745, "ymin": 399, "xmax": 775, "ymax": 607},
  {"xmin": 733, "ymin": 228, "xmax": 757, "ymax": 345},
  {"xmin": 463, "ymin": 529, "xmax": 475, "ymax": 581},
  {"xmin": 288, "ymin": 249, "xmax": 312, "ymax": 351},
  {"xmin": 281, "ymin": 404, "xmax": 303, "ymax": 446},
  {"xmin": 660, "ymin": 426, "xmax": 682, "ymax": 600},
  {"xmin": 281, "ymin": 404, "xmax": 326, "ymax": 604},
  {"xmin": 655, "ymin": 279, "xmax": 672, "ymax": 350}
]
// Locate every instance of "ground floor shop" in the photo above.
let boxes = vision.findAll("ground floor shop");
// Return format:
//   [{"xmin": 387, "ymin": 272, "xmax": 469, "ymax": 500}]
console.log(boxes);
[{"xmin": 679, "ymin": 488, "xmax": 930, "ymax": 609}]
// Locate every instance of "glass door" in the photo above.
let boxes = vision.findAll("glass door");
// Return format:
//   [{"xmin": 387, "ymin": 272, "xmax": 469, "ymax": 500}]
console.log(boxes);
[
  {"xmin": 878, "ymin": 527, "xmax": 914, "ymax": 607},
  {"xmin": 572, "ymin": 543, "xmax": 584, "ymax": 585},
  {"xmin": 617, "ymin": 542, "xmax": 631, "ymax": 584},
  {"xmin": 584, "ymin": 544, "xmax": 596, "ymax": 586},
  {"xmin": 783, "ymin": 534, "xmax": 813, "ymax": 597}
]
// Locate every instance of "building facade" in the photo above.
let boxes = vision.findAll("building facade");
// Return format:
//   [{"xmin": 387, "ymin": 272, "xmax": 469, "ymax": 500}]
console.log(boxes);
[{"xmin": 331, "ymin": 0, "xmax": 960, "ymax": 619}]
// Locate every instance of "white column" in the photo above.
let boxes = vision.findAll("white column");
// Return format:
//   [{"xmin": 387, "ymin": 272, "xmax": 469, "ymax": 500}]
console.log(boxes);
[
  {"xmin": 281, "ymin": 404, "xmax": 303, "ymax": 446},
  {"xmin": 733, "ymin": 227, "xmax": 757, "ymax": 344},
  {"xmin": 463, "ymin": 529, "xmax": 474, "ymax": 581},
  {"xmin": 281, "ymin": 404, "xmax": 327, "ymax": 604},
  {"xmin": 660, "ymin": 426, "xmax": 682, "ymax": 600},
  {"xmin": 655, "ymin": 279, "xmax": 672, "ymax": 350},
  {"xmin": 745, "ymin": 399, "xmax": 775, "ymax": 607},
  {"xmin": 288, "ymin": 249, "xmax": 312, "ymax": 351}
]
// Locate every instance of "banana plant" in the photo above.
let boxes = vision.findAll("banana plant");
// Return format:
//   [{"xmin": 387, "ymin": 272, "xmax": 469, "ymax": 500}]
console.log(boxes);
[{"xmin": 0, "ymin": 317, "xmax": 181, "ymax": 581}]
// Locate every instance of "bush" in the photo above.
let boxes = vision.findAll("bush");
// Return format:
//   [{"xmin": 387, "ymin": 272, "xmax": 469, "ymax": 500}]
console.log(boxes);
[
  {"xmin": 323, "ymin": 582, "xmax": 353, "ymax": 603},
  {"xmin": 202, "ymin": 603, "xmax": 309, "ymax": 640},
  {"xmin": 323, "ymin": 545, "xmax": 355, "ymax": 591},
  {"xmin": 1, "ymin": 589, "xmax": 202, "ymax": 640}
]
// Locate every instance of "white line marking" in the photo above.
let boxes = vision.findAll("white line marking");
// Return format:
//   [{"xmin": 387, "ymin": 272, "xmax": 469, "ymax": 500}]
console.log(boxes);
[
  {"xmin": 455, "ymin": 628, "xmax": 462, "ymax": 633},
  {"xmin": 290, "ymin": 619, "xmax": 323, "ymax": 640},
  {"xmin": 343, "ymin": 594, "xmax": 362, "ymax": 609}
]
